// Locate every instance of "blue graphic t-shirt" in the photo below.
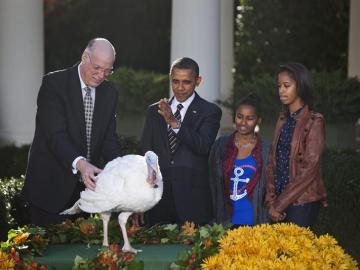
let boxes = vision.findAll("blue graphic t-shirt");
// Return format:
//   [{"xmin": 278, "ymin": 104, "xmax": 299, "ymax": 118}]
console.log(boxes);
[{"xmin": 230, "ymin": 155, "xmax": 256, "ymax": 225}]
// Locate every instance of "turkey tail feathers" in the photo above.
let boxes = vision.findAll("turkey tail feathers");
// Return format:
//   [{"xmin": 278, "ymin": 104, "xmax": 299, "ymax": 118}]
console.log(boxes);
[{"xmin": 60, "ymin": 199, "xmax": 81, "ymax": 215}]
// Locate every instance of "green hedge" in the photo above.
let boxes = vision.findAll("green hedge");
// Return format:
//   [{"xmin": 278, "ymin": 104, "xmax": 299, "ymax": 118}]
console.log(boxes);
[
  {"xmin": 231, "ymin": 70, "xmax": 360, "ymax": 123},
  {"xmin": 0, "ymin": 145, "xmax": 30, "ymax": 178},
  {"xmin": 1, "ymin": 148, "xmax": 359, "ymax": 261},
  {"xmin": 109, "ymin": 67, "xmax": 169, "ymax": 116},
  {"xmin": 313, "ymin": 148, "xmax": 360, "ymax": 261}
]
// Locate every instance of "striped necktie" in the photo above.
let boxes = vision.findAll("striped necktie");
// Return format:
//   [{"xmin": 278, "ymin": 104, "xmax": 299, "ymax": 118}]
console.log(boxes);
[
  {"xmin": 168, "ymin": 103, "xmax": 183, "ymax": 154},
  {"xmin": 83, "ymin": 87, "xmax": 93, "ymax": 160}
]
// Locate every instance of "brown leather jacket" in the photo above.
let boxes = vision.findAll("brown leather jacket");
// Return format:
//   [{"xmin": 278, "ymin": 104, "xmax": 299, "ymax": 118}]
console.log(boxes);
[{"xmin": 265, "ymin": 105, "xmax": 328, "ymax": 212}]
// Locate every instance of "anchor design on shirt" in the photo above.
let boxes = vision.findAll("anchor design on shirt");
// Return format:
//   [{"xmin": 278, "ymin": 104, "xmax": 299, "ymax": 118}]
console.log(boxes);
[{"xmin": 230, "ymin": 167, "xmax": 249, "ymax": 201}]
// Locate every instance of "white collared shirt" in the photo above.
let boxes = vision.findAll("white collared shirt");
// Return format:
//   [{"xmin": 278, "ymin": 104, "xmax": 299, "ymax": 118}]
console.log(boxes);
[
  {"xmin": 72, "ymin": 65, "xmax": 97, "ymax": 174},
  {"xmin": 78, "ymin": 64, "xmax": 96, "ymax": 109},
  {"xmin": 170, "ymin": 92, "xmax": 195, "ymax": 133}
]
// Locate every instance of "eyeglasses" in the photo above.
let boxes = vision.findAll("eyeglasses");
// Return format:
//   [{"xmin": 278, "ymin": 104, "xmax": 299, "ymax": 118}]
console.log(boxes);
[{"xmin": 87, "ymin": 53, "xmax": 114, "ymax": 76}]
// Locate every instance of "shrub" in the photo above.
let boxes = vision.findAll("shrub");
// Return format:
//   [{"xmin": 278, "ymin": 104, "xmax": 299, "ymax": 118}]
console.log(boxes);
[
  {"xmin": 118, "ymin": 135, "xmax": 139, "ymax": 155},
  {"xmin": 0, "ymin": 177, "xmax": 29, "ymax": 240},
  {"xmin": 313, "ymin": 148, "xmax": 360, "ymax": 261},
  {"xmin": 312, "ymin": 70, "xmax": 360, "ymax": 122},
  {"xmin": 234, "ymin": 0, "xmax": 349, "ymax": 80},
  {"xmin": 109, "ymin": 67, "xmax": 169, "ymax": 116},
  {"xmin": 0, "ymin": 145, "xmax": 30, "ymax": 178}
]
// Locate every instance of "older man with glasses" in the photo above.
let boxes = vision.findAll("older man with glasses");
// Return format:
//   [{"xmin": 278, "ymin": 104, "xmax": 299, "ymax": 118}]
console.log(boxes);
[{"xmin": 22, "ymin": 38, "xmax": 122, "ymax": 226}]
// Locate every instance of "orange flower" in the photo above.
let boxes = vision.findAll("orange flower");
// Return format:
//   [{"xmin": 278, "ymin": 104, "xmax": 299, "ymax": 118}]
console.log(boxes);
[
  {"xmin": 109, "ymin": 244, "xmax": 121, "ymax": 253},
  {"xmin": 97, "ymin": 253, "xmax": 117, "ymax": 269},
  {"xmin": 122, "ymin": 253, "xmax": 135, "ymax": 264},
  {"xmin": 127, "ymin": 224, "xmax": 141, "ymax": 236},
  {"xmin": 32, "ymin": 234, "xmax": 43, "ymax": 243},
  {"xmin": 181, "ymin": 221, "xmax": 197, "ymax": 237},
  {"xmin": 13, "ymin": 232, "xmax": 30, "ymax": 245},
  {"xmin": 79, "ymin": 222, "xmax": 96, "ymax": 235},
  {"xmin": 203, "ymin": 239, "xmax": 213, "ymax": 249}
]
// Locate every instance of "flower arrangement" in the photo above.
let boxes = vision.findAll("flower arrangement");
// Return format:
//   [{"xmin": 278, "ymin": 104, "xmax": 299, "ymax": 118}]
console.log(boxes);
[
  {"xmin": 1, "ymin": 220, "xmax": 358, "ymax": 270},
  {"xmin": 201, "ymin": 223, "xmax": 358, "ymax": 270},
  {"xmin": 0, "ymin": 218, "xmax": 227, "ymax": 270},
  {"xmin": 1, "ymin": 226, "xmax": 48, "ymax": 269}
]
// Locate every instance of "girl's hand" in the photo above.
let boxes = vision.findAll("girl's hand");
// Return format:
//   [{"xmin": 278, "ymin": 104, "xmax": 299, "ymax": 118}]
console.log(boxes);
[{"xmin": 268, "ymin": 205, "xmax": 286, "ymax": 222}]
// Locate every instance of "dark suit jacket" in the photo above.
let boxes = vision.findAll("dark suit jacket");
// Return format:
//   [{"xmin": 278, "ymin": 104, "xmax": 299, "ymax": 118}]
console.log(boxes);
[
  {"xmin": 140, "ymin": 93, "xmax": 222, "ymax": 224},
  {"xmin": 22, "ymin": 65, "xmax": 122, "ymax": 213}
]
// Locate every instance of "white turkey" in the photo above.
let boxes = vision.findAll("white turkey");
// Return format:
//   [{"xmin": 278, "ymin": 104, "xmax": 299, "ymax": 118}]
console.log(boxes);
[{"xmin": 61, "ymin": 151, "xmax": 163, "ymax": 253}]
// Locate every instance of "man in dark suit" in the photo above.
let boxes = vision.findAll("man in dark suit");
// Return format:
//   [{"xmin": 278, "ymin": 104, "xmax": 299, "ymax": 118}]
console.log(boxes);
[
  {"xmin": 140, "ymin": 57, "xmax": 222, "ymax": 225},
  {"xmin": 22, "ymin": 38, "xmax": 122, "ymax": 226}
]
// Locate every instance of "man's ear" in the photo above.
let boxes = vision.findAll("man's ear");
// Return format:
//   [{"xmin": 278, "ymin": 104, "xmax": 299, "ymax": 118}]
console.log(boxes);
[
  {"xmin": 257, "ymin": 117, "xmax": 262, "ymax": 125},
  {"xmin": 195, "ymin": 76, "xmax": 202, "ymax": 86},
  {"xmin": 81, "ymin": 52, "xmax": 87, "ymax": 63}
]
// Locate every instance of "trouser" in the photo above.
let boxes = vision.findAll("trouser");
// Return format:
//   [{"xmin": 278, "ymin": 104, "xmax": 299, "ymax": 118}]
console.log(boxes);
[
  {"xmin": 146, "ymin": 177, "xmax": 180, "ymax": 226},
  {"xmin": 29, "ymin": 204, "xmax": 89, "ymax": 227},
  {"xmin": 283, "ymin": 201, "xmax": 320, "ymax": 227},
  {"xmin": 29, "ymin": 182, "xmax": 88, "ymax": 226}
]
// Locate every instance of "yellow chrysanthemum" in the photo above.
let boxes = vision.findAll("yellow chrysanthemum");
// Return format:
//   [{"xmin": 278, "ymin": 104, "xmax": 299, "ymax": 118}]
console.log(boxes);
[
  {"xmin": 201, "ymin": 223, "xmax": 358, "ymax": 270},
  {"xmin": 0, "ymin": 250, "xmax": 15, "ymax": 270}
]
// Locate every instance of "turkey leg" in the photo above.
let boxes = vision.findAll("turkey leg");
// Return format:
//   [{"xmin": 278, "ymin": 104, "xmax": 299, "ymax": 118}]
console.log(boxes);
[{"xmin": 118, "ymin": 212, "xmax": 142, "ymax": 253}]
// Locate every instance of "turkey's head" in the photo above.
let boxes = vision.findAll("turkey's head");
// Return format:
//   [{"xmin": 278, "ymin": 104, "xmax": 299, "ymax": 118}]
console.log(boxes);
[{"xmin": 144, "ymin": 151, "xmax": 162, "ymax": 188}]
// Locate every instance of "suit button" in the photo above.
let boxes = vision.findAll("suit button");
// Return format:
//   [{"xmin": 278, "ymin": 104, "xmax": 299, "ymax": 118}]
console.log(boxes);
[{"xmin": 170, "ymin": 160, "xmax": 174, "ymax": 165}]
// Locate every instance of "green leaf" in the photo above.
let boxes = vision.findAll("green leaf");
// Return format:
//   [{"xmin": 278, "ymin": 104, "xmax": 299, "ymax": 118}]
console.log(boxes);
[
  {"xmin": 163, "ymin": 224, "xmax": 178, "ymax": 231},
  {"xmin": 199, "ymin": 227, "xmax": 210, "ymax": 239},
  {"xmin": 161, "ymin": 238, "xmax": 169, "ymax": 244},
  {"xmin": 71, "ymin": 255, "xmax": 90, "ymax": 270}
]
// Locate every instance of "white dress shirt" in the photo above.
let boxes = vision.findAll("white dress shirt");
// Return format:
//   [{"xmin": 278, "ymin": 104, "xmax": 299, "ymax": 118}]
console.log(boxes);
[
  {"xmin": 72, "ymin": 65, "xmax": 96, "ymax": 173},
  {"xmin": 170, "ymin": 92, "xmax": 195, "ymax": 134}
]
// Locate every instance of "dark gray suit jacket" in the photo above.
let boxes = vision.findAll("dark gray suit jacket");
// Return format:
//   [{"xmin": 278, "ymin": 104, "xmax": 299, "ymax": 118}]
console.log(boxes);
[
  {"xmin": 22, "ymin": 65, "xmax": 122, "ymax": 213},
  {"xmin": 140, "ymin": 93, "xmax": 222, "ymax": 224}
]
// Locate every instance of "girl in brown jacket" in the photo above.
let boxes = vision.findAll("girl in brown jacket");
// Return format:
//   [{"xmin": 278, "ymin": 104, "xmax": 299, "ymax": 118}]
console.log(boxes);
[{"xmin": 265, "ymin": 63, "xmax": 327, "ymax": 227}]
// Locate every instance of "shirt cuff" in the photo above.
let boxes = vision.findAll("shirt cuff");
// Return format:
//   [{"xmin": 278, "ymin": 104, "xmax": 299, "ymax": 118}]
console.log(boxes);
[
  {"xmin": 171, "ymin": 120, "xmax": 181, "ymax": 133},
  {"xmin": 72, "ymin": 156, "xmax": 85, "ymax": 174}
]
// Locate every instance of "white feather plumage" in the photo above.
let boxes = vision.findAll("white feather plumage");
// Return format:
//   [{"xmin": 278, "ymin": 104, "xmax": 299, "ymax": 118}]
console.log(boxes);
[{"xmin": 61, "ymin": 151, "xmax": 163, "ymax": 253}]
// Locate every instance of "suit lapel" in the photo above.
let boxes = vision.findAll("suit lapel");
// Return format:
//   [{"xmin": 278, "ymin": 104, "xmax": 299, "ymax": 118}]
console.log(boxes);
[
  {"xmin": 91, "ymin": 83, "xmax": 107, "ymax": 154},
  {"xmin": 68, "ymin": 66, "xmax": 86, "ymax": 148},
  {"xmin": 182, "ymin": 93, "xmax": 201, "ymax": 125}
]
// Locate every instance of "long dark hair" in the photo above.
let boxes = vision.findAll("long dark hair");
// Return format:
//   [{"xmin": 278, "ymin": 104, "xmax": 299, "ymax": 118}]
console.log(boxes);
[{"xmin": 277, "ymin": 62, "xmax": 313, "ymax": 109}]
